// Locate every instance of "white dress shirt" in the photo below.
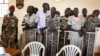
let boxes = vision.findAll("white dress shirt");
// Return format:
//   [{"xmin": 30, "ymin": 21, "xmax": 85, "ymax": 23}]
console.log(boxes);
[{"xmin": 37, "ymin": 11, "xmax": 49, "ymax": 33}]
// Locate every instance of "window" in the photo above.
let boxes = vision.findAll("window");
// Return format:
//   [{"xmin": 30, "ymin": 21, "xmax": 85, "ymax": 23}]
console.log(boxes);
[{"xmin": 0, "ymin": 0, "xmax": 8, "ymax": 17}]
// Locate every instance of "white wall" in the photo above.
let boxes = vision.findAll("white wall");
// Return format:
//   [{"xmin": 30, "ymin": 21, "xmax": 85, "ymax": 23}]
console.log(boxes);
[
  {"xmin": 95, "ymin": 28, "xmax": 100, "ymax": 53},
  {"xmin": 0, "ymin": 0, "xmax": 100, "ymax": 53},
  {"xmin": 8, "ymin": 0, "xmax": 100, "ymax": 33}
]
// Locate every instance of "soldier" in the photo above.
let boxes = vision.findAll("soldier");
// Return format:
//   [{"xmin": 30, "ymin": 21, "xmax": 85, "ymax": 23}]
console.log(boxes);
[
  {"xmin": 46, "ymin": 7, "xmax": 60, "ymax": 56},
  {"xmin": 1, "ymin": 5, "xmax": 18, "ymax": 48},
  {"xmin": 84, "ymin": 10, "xmax": 100, "ymax": 56},
  {"xmin": 22, "ymin": 6, "xmax": 38, "ymax": 45},
  {"xmin": 60, "ymin": 8, "xmax": 71, "ymax": 30},
  {"xmin": 59, "ymin": 8, "xmax": 71, "ymax": 49}
]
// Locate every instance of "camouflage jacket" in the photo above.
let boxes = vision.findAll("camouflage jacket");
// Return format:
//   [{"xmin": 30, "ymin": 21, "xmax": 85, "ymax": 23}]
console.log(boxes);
[
  {"xmin": 46, "ymin": 15, "xmax": 60, "ymax": 31},
  {"xmin": 2, "ymin": 14, "xmax": 18, "ymax": 42},
  {"xmin": 60, "ymin": 16, "xmax": 68, "ymax": 30},
  {"xmin": 85, "ymin": 17, "xmax": 100, "ymax": 31}
]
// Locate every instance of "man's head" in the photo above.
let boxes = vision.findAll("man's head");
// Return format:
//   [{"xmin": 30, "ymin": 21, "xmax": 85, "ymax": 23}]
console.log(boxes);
[
  {"xmin": 27, "ymin": 6, "xmax": 34, "ymax": 13},
  {"xmin": 9, "ymin": 5, "xmax": 15, "ymax": 14},
  {"xmin": 56, "ymin": 11, "xmax": 60, "ymax": 16},
  {"xmin": 51, "ymin": 7, "xmax": 56, "ymax": 15},
  {"xmin": 73, "ymin": 8, "xmax": 79, "ymax": 17},
  {"xmin": 70, "ymin": 10, "xmax": 73, "ymax": 16},
  {"xmin": 82, "ymin": 8, "xmax": 87, "ymax": 16},
  {"xmin": 34, "ymin": 7, "xmax": 38, "ymax": 14},
  {"xmin": 92, "ymin": 9, "xmax": 100, "ymax": 17},
  {"xmin": 65, "ymin": 8, "xmax": 71, "ymax": 17},
  {"xmin": 42, "ymin": 3, "xmax": 50, "ymax": 11}
]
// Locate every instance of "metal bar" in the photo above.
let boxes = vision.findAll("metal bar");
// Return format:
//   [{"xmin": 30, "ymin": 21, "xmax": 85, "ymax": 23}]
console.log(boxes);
[
  {"xmin": 45, "ymin": 29, "xmax": 48, "ymax": 48},
  {"xmin": 86, "ymin": 32, "xmax": 95, "ymax": 56},
  {"xmin": 64, "ymin": 31, "xmax": 66, "ymax": 45},
  {"xmin": 51, "ymin": 32, "xmax": 54, "ymax": 55},
  {"xmin": 57, "ymin": 30, "xmax": 61, "ymax": 51},
  {"xmin": 34, "ymin": 29, "xmax": 37, "ymax": 41}
]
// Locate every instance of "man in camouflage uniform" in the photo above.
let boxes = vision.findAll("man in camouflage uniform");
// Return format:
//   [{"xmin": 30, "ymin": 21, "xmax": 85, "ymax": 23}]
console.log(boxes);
[
  {"xmin": 60, "ymin": 16, "xmax": 68, "ymax": 30},
  {"xmin": 46, "ymin": 7, "xmax": 60, "ymax": 56},
  {"xmin": 84, "ymin": 10, "xmax": 100, "ymax": 56},
  {"xmin": 59, "ymin": 8, "xmax": 71, "ymax": 50},
  {"xmin": 1, "ymin": 5, "xmax": 18, "ymax": 48},
  {"xmin": 22, "ymin": 6, "xmax": 38, "ymax": 45},
  {"xmin": 60, "ymin": 8, "xmax": 71, "ymax": 30}
]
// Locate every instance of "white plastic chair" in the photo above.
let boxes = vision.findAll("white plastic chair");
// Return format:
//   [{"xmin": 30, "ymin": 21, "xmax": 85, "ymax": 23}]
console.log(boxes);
[
  {"xmin": 0, "ymin": 47, "xmax": 6, "ymax": 56},
  {"xmin": 64, "ymin": 31, "xmax": 84, "ymax": 50},
  {"xmin": 22, "ymin": 42, "xmax": 45, "ymax": 56},
  {"xmin": 56, "ymin": 45, "xmax": 82, "ymax": 56}
]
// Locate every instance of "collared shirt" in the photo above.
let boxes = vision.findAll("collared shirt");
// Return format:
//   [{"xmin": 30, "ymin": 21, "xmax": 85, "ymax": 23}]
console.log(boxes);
[
  {"xmin": 23, "ymin": 13, "xmax": 38, "ymax": 27},
  {"xmin": 80, "ymin": 15, "xmax": 87, "ymax": 24},
  {"xmin": 37, "ymin": 11, "xmax": 49, "ymax": 29},
  {"xmin": 86, "ymin": 17, "xmax": 100, "ymax": 31},
  {"xmin": 68, "ymin": 16, "xmax": 83, "ymax": 30}
]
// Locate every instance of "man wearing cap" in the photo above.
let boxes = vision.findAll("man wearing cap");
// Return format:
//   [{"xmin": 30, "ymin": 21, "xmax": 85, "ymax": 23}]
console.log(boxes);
[{"xmin": 1, "ymin": 5, "xmax": 18, "ymax": 48}]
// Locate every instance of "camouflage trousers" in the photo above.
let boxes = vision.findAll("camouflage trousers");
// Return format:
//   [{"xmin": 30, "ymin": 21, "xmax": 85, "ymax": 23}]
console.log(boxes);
[
  {"xmin": 24, "ymin": 29, "xmax": 37, "ymax": 45},
  {"xmin": 46, "ymin": 31, "xmax": 58, "ymax": 56},
  {"xmin": 83, "ymin": 33, "xmax": 95, "ymax": 56}
]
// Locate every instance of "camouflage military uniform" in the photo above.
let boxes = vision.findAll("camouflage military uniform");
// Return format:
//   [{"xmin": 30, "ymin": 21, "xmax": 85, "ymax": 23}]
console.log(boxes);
[
  {"xmin": 84, "ymin": 17, "xmax": 100, "ymax": 56},
  {"xmin": 59, "ymin": 16, "xmax": 69, "ymax": 51},
  {"xmin": 60, "ymin": 16, "xmax": 68, "ymax": 30},
  {"xmin": 46, "ymin": 15, "xmax": 60, "ymax": 56},
  {"xmin": 2, "ymin": 15, "xmax": 18, "ymax": 48},
  {"xmin": 22, "ymin": 13, "xmax": 38, "ymax": 45}
]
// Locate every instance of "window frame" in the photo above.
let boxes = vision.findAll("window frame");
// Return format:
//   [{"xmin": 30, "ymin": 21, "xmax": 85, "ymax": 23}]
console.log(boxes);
[{"xmin": 0, "ymin": 0, "xmax": 9, "ymax": 18}]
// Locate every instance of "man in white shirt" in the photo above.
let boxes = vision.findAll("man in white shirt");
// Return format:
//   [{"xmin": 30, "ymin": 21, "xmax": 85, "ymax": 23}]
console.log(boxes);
[{"xmin": 37, "ymin": 3, "xmax": 50, "ymax": 43}]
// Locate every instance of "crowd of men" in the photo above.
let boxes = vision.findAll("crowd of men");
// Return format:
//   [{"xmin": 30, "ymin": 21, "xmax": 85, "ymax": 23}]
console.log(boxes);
[{"xmin": 1, "ymin": 2, "xmax": 100, "ymax": 56}]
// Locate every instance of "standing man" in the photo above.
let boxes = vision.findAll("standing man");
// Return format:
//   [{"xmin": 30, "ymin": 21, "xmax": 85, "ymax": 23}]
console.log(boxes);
[
  {"xmin": 84, "ymin": 10, "xmax": 100, "ymax": 56},
  {"xmin": 34, "ymin": 7, "xmax": 38, "ymax": 14},
  {"xmin": 22, "ymin": 6, "xmax": 38, "ymax": 45},
  {"xmin": 37, "ymin": 3, "xmax": 50, "ymax": 44},
  {"xmin": 46, "ymin": 7, "xmax": 60, "ymax": 56},
  {"xmin": 67, "ymin": 8, "xmax": 84, "ymax": 49},
  {"xmin": 1, "ymin": 5, "xmax": 18, "ymax": 48},
  {"xmin": 80, "ymin": 8, "xmax": 88, "ymax": 24}
]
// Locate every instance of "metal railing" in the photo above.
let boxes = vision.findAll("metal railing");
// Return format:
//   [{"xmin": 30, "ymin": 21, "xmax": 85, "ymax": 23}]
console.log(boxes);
[{"xmin": 22, "ymin": 29, "xmax": 96, "ymax": 56}]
